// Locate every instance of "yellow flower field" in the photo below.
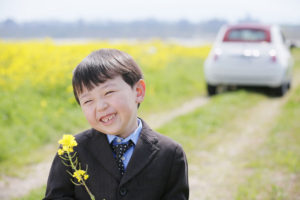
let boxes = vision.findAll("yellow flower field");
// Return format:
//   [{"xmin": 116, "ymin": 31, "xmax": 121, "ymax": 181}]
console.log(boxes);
[{"xmin": 0, "ymin": 39, "xmax": 210, "ymax": 91}]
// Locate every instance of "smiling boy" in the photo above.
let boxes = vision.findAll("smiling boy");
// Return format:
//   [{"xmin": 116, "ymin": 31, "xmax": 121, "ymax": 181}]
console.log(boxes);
[{"xmin": 44, "ymin": 48, "xmax": 189, "ymax": 200}]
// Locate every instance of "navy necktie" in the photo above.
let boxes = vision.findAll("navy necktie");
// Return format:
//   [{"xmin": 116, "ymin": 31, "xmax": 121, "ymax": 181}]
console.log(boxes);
[{"xmin": 111, "ymin": 140, "xmax": 134, "ymax": 176}]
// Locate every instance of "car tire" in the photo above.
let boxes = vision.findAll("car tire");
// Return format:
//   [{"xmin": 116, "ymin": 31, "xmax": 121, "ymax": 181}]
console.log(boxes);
[
  {"xmin": 207, "ymin": 84, "xmax": 217, "ymax": 96},
  {"xmin": 287, "ymin": 81, "xmax": 291, "ymax": 90},
  {"xmin": 272, "ymin": 83, "xmax": 288, "ymax": 97}
]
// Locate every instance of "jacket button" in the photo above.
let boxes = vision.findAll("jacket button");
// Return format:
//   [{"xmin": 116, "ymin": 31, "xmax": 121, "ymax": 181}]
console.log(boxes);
[{"xmin": 119, "ymin": 187, "xmax": 127, "ymax": 196}]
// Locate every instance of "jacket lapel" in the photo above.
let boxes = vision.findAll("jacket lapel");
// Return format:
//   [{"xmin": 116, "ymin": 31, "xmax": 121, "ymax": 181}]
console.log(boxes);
[
  {"xmin": 86, "ymin": 129, "xmax": 121, "ymax": 181},
  {"xmin": 121, "ymin": 121, "xmax": 159, "ymax": 185}
]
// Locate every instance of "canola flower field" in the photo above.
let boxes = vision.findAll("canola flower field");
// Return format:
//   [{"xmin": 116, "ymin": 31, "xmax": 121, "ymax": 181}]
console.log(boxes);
[{"xmin": 0, "ymin": 40, "xmax": 210, "ymax": 173}]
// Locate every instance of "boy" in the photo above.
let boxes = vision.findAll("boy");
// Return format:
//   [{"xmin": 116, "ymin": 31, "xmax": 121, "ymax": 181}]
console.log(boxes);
[{"xmin": 44, "ymin": 49, "xmax": 189, "ymax": 200}]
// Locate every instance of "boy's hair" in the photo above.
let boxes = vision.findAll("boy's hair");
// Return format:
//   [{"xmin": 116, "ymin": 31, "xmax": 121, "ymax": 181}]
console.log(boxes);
[{"xmin": 72, "ymin": 48, "xmax": 143, "ymax": 105}]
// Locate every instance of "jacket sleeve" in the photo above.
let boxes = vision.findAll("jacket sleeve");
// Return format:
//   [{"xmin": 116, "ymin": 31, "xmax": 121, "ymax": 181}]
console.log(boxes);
[
  {"xmin": 43, "ymin": 153, "xmax": 75, "ymax": 200},
  {"xmin": 161, "ymin": 144, "xmax": 189, "ymax": 200}
]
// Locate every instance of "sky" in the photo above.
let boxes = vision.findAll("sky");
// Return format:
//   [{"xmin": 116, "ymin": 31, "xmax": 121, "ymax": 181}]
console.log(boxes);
[{"xmin": 0, "ymin": 0, "xmax": 299, "ymax": 24}]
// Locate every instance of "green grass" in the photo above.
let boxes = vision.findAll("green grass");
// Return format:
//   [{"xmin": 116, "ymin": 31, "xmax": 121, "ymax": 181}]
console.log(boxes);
[
  {"xmin": 235, "ymin": 172, "xmax": 287, "ymax": 200},
  {"xmin": 14, "ymin": 185, "xmax": 46, "ymax": 200},
  {"xmin": 141, "ymin": 57, "xmax": 205, "ymax": 114},
  {"xmin": 0, "ymin": 86, "xmax": 88, "ymax": 175}
]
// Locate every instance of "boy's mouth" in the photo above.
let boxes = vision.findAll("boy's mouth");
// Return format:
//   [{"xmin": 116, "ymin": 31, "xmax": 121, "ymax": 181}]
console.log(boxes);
[{"xmin": 99, "ymin": 113, "xmax": 116, "ymax": 124}]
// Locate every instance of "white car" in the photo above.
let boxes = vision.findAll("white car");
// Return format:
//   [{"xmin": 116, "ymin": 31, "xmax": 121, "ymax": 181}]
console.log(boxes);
[{"xmin": 204, "ymin": 24, "xmax": 294, "ymax": 96}]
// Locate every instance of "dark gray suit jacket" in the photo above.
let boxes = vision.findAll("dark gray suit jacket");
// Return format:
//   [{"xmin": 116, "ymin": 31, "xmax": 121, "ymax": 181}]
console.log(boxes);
[{"xmin": 44, "ymin": 120, "xmax": 189, "ymax": 200}]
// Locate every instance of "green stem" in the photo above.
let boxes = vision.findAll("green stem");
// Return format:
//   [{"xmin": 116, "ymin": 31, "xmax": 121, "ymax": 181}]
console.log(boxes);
[
  {"xmin": 67, "ymin": 151, "xmax": 77, "ymax": 171},
  {"xmin": 67, "ymin": 151, "xmax": 95, "ymax": 200},
  {"xmin": 82, "ymin": 181, "xmax": 96, "ymax": 200}
]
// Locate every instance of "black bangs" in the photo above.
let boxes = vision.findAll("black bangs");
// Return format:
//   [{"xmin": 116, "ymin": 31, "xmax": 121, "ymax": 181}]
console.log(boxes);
[
  {"xmin": 73, "ymin": 65, "xmax": 108, "ymax": 93},
  {"xmin": 72, "ymin": 61, "xmax": 118, "ymax": 103}
]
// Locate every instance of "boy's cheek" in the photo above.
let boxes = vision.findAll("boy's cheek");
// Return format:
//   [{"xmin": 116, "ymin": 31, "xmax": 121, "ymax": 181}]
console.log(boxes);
[{"xmin": 81, "ymin": 108, "xmax": 93, "ymax": 121}]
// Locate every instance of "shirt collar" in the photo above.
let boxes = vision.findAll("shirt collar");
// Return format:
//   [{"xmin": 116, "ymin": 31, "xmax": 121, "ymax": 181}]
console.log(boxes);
[{"xmin": 106, "ymin": 118, "xmax": 142, "ymax": 145}]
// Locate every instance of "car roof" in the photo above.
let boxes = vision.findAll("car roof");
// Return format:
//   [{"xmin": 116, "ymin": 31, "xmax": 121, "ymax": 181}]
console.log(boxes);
[{"xmin": 225, "ymin": 24, "xmax": 271, "ymax": 31}]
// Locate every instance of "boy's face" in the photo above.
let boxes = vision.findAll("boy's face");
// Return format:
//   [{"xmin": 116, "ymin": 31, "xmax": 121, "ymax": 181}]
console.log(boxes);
[{"xmin": 78, "ymin": 76, "xmax": 145, "ymax": 138}]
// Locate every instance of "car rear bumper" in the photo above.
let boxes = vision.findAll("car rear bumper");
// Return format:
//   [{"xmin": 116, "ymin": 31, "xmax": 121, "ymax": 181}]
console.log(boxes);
[{"xmin": 204, "ymin": 63, "xmax": 288, "ymax": 87}]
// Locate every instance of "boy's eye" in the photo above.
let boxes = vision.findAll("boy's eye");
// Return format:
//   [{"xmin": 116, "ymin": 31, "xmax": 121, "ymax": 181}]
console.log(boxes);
[
  {"xmin": 83, "ymin": 100, "xmax": 92, "ymax": 104},
  {"xmin": 105, "ymin": 91, "xmax": 114, "ymax": 95}
]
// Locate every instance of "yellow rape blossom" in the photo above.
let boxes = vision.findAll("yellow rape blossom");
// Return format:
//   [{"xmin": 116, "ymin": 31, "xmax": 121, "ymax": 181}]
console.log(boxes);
[
  {"xmin": 57, "ymin": 148, "xmax": 64, "ymax": 156},
  {"xmin": 58, "ymin": 134, "xmax": 77, "ymax": 152},
  {"xmin": 40, "ymin": 100, "xmax": 48, "ymax": 108},
  {"xmin": 73, "ymin": 169, "xmax": 89, "ymax": 182},
  {"xmin": 0, "ymin": 40, "xmax": 210, "ymax": 91}
]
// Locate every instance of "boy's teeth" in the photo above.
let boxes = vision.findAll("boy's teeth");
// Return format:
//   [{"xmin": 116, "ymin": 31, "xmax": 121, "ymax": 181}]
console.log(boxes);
[{"xmin": 102, "ymin": 114, "xmax": 114, "ymax": 122}]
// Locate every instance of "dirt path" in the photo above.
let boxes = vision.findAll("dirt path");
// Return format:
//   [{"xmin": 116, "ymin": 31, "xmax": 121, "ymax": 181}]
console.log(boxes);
[
  {"xmin": 0, "ymin": 97, "xmax": 209, "ymax": 200},
  {"xmin": 147, "ymin": 97, "xmax": 210, "ymax": 129},
  {"xmin": 189, "ymin": 76, "xmax": 300, "ymax": 200}
]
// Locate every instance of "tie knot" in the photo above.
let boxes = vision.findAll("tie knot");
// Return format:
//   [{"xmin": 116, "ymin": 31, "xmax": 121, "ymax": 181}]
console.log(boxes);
[{"xmin": 111, "ymin": 140, "xmax": 134, "ymax": 157}]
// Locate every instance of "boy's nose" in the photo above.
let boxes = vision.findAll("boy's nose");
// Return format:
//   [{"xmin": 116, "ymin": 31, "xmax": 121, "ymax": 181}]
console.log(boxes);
[{"xmin": 96, "ymin": 100, "xmax": 108, "ymax": 111}]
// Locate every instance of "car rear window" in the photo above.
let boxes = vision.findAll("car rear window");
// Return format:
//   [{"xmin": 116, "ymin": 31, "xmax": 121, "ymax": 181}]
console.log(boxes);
[{"xmin": 223, "ymin": 27, "xmax": 271, "ymax": 42}]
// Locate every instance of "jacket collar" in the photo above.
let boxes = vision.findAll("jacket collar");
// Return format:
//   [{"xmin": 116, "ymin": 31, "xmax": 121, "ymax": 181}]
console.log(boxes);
[
  {"xmin": 87, "ymin": 119, "xmax": 159, "ymax": 184},
  {"xmin": 121, "ymin": 119, "xmax": 159, "ymax": 185}
]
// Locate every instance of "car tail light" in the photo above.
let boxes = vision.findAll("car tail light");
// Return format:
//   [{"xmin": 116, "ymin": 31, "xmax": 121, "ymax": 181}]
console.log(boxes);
[
  {"xmin": 269, "ymin": 49, "xmax": 277, "ymax": 62},
  {"xmin": 213, "ymin": 48, "xmax": 222, "ymax": 61}
]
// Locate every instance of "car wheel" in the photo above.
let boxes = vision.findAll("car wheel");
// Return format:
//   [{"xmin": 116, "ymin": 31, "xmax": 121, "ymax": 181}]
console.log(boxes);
[
  {"xmin": 287, "ymin": 81, "xmax": 291, "ymax": 90},
  {"xmin": 272, "ymin": 83, "xmax": 288, "ymax": 97},
  {"xmin": 207, "ymin": 84, "xmax": 217, "ymax": 96}
]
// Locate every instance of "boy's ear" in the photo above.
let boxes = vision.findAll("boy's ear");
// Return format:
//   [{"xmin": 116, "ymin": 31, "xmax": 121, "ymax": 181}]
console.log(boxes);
[{"xmin": 135, "ymin": 79, "xmax": 146, "ymax": 104}]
